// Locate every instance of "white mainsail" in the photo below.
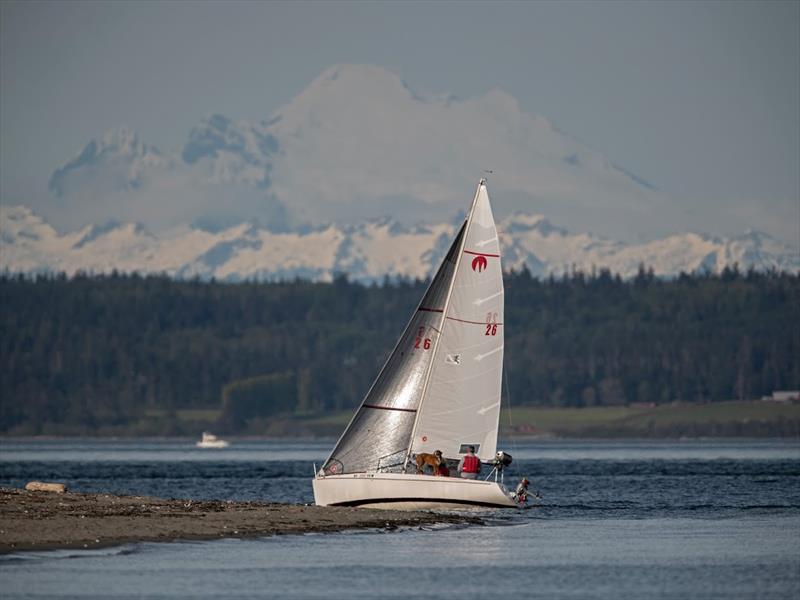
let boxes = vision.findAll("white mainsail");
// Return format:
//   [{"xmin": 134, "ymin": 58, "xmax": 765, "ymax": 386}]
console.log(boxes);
[
  {"xmin": 320, "ymin": 179, "xmax": 503, "ymax": 475},
  {"xmin": 410, "ymin": 182, "xmax": 504, "ymax": 462}
]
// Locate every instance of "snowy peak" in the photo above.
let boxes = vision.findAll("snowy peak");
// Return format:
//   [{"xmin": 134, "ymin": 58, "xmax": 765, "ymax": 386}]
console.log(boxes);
[
  {"xmin": 0, "ymin": 205, "xmax": 58, "ymax": 244},
  {"xmin": 178, "ymin": 113, "xmax": 278, "ymax": 189},
  {"xmin": 502, "ymin": 213, "xmax": 567, "ymax": 237},
  {"xmin": 182, "ymin": 114, "xmax": 279, "ymax": 168},
  {"xmin": 257, "ymin": 64, "xmax": 665, "ymax": 231},
  {"xmin": 2, "ymin": 206, "xmax": 796, "ymax": 282},
  {"xmin": 72, "ymin": 221, "xmax": 153, "ymax": 250},
  {"xmin": 304, "ymin": 64, "xmax": 416, "ymax": 103},
  {"xmin": 49, "ymin": 127, "xmax": 165, "ymax": 196},
  {"xmin": 99, "ymin": 128, "xmax": 153, "ymax": 157},
  {"xmin": 182, "ymin": 114, "xmax": 247, "ymax": 164},
  {"xmin": 28, "ymin": 64, "xmax": 790, "ymax": 244},
  {"xmin": 2, "ymin": 204, "xmax": 43, "ymax": 228}
]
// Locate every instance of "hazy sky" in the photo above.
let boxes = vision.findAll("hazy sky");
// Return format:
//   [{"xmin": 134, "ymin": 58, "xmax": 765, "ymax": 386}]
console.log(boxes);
[{"xmin": 1, "ymin": 1, "xmax": 798, "ymax": 243}]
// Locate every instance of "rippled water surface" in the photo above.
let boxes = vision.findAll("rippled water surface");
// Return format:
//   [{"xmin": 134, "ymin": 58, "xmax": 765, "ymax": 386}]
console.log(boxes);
[{"xmin": 1, "ymin": 439, "xmax": 799, "ymax": 599}]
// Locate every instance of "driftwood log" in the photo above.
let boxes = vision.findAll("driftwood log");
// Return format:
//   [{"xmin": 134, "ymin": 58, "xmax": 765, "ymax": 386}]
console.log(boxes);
[{"xmin": 25, "ymin": 481, "xmax": 67, "ymax": 493}]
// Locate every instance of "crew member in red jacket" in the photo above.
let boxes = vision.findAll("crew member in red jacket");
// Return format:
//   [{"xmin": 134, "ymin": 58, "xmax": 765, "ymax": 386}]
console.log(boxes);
[{"xmin": 458, "ymin": 446, "xmax": 481, "ymax": 479}]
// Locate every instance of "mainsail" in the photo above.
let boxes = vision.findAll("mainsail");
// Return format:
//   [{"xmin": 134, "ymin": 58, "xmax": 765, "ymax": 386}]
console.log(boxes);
[
  {"xmin": 321, "ymin": 180, "xmax": 503, "ymax": 474},
  {"xmin": 410, "ymin": 182, "xmax": 504, "ymax": 462}
]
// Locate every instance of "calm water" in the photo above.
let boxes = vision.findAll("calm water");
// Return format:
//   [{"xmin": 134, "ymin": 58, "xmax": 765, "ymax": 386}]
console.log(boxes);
[{"xmin": 1, "ymin": 439, "xmax": 799, "ymax": 599}]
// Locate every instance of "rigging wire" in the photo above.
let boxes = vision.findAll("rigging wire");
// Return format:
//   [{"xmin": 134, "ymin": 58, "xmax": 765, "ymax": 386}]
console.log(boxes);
[{"xmin": 502, "ymin": 358, "xmax": 522, "ymax": 479}]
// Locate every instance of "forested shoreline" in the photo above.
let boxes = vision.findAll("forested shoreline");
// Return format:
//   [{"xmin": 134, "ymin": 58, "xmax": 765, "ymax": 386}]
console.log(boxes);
[{"xmin": 1, "ymin": 268, "xmax": 798, "ymax": 435}]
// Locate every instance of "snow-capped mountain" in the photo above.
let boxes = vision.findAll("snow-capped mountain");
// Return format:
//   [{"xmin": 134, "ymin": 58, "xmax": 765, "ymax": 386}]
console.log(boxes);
[
  {"xmin": 48, "ymin": 128, "xmax": 170, "ymax": 197},
  {"xmin": 2, "ymin": 205, "xmax": 796, "ymax": 282},
  {"xmin": 7, "ymin": 64, "xmax": 795, "ymax": 279},
  {"xmin": 37, "ymin": 64, "xmax": 686, "ymax": 242}
]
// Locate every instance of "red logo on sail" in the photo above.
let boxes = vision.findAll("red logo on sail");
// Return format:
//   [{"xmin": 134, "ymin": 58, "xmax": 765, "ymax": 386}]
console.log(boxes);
[{"xmin": 471, "ymin": 256, "xmax": 488, "ymax": 272}]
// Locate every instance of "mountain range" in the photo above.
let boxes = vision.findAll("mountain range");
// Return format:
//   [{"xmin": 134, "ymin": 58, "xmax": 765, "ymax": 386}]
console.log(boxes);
[
  {"xmin": 33, "ymin": 64, "xmax": 691, "ymax": 242},
  {"xmin": 3, "ymin": 63, "xmax": 796, "ymax": 279},
  {"xmin": 2, "ymin": 204, "xmax": 796, "ymax": 282}
]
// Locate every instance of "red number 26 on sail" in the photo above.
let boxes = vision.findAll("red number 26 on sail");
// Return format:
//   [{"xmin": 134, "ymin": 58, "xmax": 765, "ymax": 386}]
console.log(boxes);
[{"xmin": 414, "ymin": 326, "xmax": 431, "ymax": 349}]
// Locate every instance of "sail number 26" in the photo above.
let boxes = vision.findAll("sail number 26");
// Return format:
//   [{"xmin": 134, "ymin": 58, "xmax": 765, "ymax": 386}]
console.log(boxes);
[
  {"xmin": 485, "ymin": 312, "xmax": 498, "ymax": 336},
  {"xmin": 414, "ymin": 327, "xmax": 432, "ymax": 350}
]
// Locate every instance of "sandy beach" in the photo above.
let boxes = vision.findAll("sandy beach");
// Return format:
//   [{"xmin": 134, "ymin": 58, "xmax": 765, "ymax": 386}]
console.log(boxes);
[{"xmin": 0, "ymin": 487, "xmax": 481, "ymax": 553}]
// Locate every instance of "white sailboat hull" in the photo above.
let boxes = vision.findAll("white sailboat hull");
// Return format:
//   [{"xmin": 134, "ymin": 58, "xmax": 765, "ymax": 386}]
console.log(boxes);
[{"xmin": 313, "ymin": 472, "xmax": 518, "ymax": 509}]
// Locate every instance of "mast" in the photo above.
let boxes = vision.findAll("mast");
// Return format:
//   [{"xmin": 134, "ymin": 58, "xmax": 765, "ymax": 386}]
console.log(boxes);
[{"xmin": 401, "ymin": 179, "xmax": 486, "ymax": 471}]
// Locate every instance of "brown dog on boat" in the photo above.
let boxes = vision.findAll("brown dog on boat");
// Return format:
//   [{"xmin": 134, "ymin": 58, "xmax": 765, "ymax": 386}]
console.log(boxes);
[{"xmin": 415, "ymin": 450, "xmax": 443, "ymax": 475}]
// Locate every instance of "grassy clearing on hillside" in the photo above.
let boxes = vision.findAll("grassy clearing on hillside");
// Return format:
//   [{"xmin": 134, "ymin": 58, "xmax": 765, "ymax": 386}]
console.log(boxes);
[
  {"xmin": 503, "ymin": 401, "xmax": 800, "ymax": 437},
  {"xmin": 503, "ymin": 406, "xmax": 649, "ymax": 435}
]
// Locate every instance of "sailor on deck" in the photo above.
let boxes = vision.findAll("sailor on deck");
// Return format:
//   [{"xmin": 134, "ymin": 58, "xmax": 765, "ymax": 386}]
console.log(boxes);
[{"xmin": 458, "ymin": 446, "xmax": 481, "ymax": 479}]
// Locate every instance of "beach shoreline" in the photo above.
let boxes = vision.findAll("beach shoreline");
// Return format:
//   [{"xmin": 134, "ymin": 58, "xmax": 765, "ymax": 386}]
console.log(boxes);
[{"xmin": 0, "ymin": 487, "xmax": 482, "ymax": 554}]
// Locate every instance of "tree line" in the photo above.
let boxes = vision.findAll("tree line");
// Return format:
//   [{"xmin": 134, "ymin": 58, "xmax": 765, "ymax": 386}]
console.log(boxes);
[{"xmin": 0, "ymin": 267, "xmax": 797, "ymax": 434}]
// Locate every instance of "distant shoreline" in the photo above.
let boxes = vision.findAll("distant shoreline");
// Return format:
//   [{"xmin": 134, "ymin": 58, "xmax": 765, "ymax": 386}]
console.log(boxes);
[
  {"xmin": 3, "ymin": 401, "xmax": 798, "ymax": 439},
  {"xmin": 0, "ymin": 488, "xmax": 482, "ymax": 554}
]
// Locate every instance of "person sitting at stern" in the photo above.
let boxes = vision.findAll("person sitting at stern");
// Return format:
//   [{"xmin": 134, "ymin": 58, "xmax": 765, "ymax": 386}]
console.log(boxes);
[{"xmin": 458, "ymin": 446, "xmax": 481, "ymax": 479}]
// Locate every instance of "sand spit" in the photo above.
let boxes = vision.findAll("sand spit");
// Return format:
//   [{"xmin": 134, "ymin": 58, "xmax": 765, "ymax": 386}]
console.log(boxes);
[{"xmin": 0, "ymin": 488, "xmax": 482, "ymax": 553}]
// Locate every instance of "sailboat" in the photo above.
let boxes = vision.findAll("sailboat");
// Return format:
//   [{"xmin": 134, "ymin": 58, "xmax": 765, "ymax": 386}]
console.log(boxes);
[{"xmin": 313, "ymin": 179, "xmax": 518, "ymax": 509}]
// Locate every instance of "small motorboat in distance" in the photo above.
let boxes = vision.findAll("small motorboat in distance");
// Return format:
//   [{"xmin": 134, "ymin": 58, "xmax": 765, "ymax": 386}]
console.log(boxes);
[{"xmin": 196, "ymin": 432, "xmax": 230, "ymax": 449}]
